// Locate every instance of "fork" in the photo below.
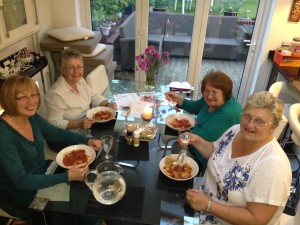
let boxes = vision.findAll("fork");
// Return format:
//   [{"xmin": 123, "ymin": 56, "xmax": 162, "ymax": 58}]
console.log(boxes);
[{"xmin": 171, "ymin": 151, "xmax": 186, "ymax": 169}]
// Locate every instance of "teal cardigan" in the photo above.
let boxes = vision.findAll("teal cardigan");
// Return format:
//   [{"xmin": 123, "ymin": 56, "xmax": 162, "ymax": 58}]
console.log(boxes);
[
  {"xmin": 179, "ymin": 97, "xmax": 243, "ymax": 173},
  {"xmin": 0, "ymin": 113, "xmax": 90, "ymax": 216}
]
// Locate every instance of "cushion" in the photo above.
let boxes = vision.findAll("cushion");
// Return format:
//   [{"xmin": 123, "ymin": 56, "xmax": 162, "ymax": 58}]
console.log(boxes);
[
  {"xmin": 81, "ymin": 43, "xmax": 107, "ymax": 57},
  {"xmin": 40, "ymin": 32, "xmax": 102, "ymax": 54},
  {"xmin": 47, "ymin": 26, "xmax": 95, "ymax": 42}
]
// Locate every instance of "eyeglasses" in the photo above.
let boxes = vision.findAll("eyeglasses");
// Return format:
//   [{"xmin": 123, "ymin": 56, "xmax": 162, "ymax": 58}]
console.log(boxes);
[
  {"xmin": 203, "ymin": 89, "xmax": 221, "ymax": 97},
  {"xmin": 241, "ymin": 112, "xmax": 273, "ymax": 128},
  {"xmin": 64, "ymin": 66, "xmax": 84, "ymax": 72},
  {"xmin": 15, "ymin": 93, "xmax": 40, "ymax": 102}
]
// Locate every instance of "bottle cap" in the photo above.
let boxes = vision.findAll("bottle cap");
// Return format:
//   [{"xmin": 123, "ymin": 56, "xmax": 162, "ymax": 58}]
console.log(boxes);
[{"xmin": 133, "ymin": 130, "xmax": 140, "ymax": 137}]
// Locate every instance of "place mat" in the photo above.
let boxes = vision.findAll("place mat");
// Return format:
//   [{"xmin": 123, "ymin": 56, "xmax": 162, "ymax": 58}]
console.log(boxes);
[
  {"xmin": 116, "ymin": 136, "xmax": 149, "ymax": 161},
  {"xmin": 157, "ymin": 171, "xmax": 193, "ymax": 191},
  {"xmin": 164, "ymin": 125, "xmax": 179, "ymax": 136},
  {"xmin": 91, "ymin": 112, "xmax": 118, "ymax": 134},
  {"xmin": 85, "ymin": 186, "xmax": 145, "ymax": 218}
]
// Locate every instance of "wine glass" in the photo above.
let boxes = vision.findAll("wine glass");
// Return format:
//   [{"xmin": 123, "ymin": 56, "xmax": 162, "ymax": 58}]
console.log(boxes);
[
  {"xmin": 153, "ymin": 97, "xmax": 161, "ymax": 117},
  {"xmin": 121, "ymin": 105, "xmax": 131, "ymax": 123},
  {"xmin": 178, "ymin": 129, "xmax": 192, "ymax": 154},
  {"xmin": 101, "ymin": 135, "xmax": 113, "ymax": 161}
]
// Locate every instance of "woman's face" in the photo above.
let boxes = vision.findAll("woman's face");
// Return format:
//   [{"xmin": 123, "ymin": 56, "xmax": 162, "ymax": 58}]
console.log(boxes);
[
  {"xmin": 203, "ymin": 82, "xmax": 225, "ymax": 109},
  {"xmin": 15, "ymin": 89, "xmax": 39, "ymax": 117},
  {"xmin": 60, "ymin": 57, "xmax": 84, "ymax": 85},
  {"xmin": 240, "ymin": 107, "xmax": 275, "ymax": 144}
]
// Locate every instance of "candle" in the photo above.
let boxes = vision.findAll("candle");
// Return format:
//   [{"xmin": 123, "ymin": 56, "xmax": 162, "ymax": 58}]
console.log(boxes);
[{"xmin": 142, "ymin": 106, "xmax": 153, "ymax": 120}]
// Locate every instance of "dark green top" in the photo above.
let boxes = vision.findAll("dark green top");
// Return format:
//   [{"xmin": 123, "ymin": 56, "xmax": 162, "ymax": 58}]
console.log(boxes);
[
  {"xmin": 179, "ymin": 97, "xmax": 243, "ymax": 173},
  {"xmin": 0, "ymin": 113, "xmax": 90, "ymax": 217}
]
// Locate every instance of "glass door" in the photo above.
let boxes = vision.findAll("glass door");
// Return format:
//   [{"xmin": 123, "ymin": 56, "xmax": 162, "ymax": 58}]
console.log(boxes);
[{"xmin": 198, "ymin": 0, "xmax": 260, "ymax": 98}]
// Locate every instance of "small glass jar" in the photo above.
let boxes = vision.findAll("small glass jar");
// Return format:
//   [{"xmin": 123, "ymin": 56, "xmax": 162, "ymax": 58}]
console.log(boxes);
[
  {"xmin": 133, "ymin": 130, "xmax": 140, "ymax": 147},
  {"xmin": 126, "ymin": 129, "xmax": 133, "ymax": 145}
]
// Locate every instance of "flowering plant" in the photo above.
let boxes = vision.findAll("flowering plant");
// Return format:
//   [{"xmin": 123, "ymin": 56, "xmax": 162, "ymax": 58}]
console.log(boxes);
[
  {"xmin": 99, "ymin": 20, "xmax": 111, "ymax": 28},
  {"xmin": 135, "ymin": 46, "xmax": 170, "ymax": 89},
  {"xmin": 135, "ymin": 45, "xmax": 170, "ymax": 73}
]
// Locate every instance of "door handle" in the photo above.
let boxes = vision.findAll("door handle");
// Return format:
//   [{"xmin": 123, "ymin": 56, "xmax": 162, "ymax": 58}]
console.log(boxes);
[{"xmin": 246, "ymin": 43, "xmax": 256, "ymax": 46}]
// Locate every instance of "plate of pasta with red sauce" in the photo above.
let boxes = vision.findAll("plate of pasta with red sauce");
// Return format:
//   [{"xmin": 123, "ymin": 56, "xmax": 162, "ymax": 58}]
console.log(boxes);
[
  {"xmin": 159, "ymin": 154, "xmax": 199, "ymax": 181},
  {"xmin": 56, "ymin": 145, "xmax": 96, "ymax": 169},
  {"xmin": 165, "ymin": 114, "xmax": 195, "ymax": 131},
  {"xmin": 86, "ymin": 106, "xmax": 116, "ymax": 123}
]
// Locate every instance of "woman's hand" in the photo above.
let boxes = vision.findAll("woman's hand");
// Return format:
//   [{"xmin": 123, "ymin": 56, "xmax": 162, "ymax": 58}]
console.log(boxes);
[
  {"xmin": 165, "ymin": 92, "xmax": 184, "ymax": 106},
  {"xmin": 188, "ymin": 134, "xmax": 203, "ymax": 146},
  {"xmin": 186, "ymin": 188, "xmax": 210, "ymax": 211},
  {"xmin": 67, "ymin": 163, "xmax": 89, "ymax": 181},
  {"xmin": 81, "ymin": 118, "xmax": 95, "ymax": 130},
  {"xmin": 87, "ymin": 138, "xmax": 102, "ymax": 151},
  {"xmin": 107, "ymin": 102, "xmax": 118, "ymax": 110}
]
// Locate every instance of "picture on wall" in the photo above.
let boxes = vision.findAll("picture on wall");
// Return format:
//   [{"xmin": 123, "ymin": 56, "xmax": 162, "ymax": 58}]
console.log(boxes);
[{"xmin": 289, "ymin": 0, "xmax": 300, "ymax": 22}]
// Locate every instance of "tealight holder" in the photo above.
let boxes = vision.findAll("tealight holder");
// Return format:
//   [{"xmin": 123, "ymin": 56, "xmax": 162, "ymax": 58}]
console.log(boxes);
[{"xmin": 141, "ymin": 106, "xmax": 153, "ymax": 121}]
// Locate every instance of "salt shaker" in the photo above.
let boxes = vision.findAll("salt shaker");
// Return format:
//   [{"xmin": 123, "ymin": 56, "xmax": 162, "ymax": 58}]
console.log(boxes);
[{"xmin": 133, "ymin": 130, "xmax": 140, "ymax": 147}]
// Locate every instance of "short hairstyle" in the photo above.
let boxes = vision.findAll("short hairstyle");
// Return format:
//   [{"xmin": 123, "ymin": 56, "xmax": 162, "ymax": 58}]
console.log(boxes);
[
  {"xmin": 59, "ymin": 48, "xmax": 83, "ymax": 67},
  {"xmin": 201, "ymin": 70, "xmax": 233, "ymax": 100},
  {"xmin": 245, "ymin": 91, "xmax": 284, "ymax": 125},
  {"xmin": 0, "ymin": 75, "xmax": 40, "ymax": 116}
]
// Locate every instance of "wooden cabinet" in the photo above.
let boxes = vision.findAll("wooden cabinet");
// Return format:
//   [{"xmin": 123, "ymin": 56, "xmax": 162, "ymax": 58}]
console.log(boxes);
[{"xmin": 0, "ymin": 0, "xmax": 40, "ymax": 49}]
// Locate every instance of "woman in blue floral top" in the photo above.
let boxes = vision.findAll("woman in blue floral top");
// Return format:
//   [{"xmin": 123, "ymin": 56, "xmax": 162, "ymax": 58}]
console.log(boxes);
[{"xmin": 185, "ymin": 91, "xmax": 292, "ymax": 225}]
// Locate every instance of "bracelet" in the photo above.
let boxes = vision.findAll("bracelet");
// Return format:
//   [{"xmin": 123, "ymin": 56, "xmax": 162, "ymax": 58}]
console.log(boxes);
[{"xmin": 205, "ymin": 199, "xmax": 212, "ymax": 212}]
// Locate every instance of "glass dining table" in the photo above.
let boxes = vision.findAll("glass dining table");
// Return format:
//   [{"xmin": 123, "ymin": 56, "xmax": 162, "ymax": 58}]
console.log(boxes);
[{"xmin": 32, "ymin": 80, "xmax": 198, "ymax": 225}]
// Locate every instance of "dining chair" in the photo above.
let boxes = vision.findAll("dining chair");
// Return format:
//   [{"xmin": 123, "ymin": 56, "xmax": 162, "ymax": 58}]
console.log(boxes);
[
  {"xmin": 288, "ymin": 103, "xmax": 300, "ymax": 159},
  {"xmin": 85, "ymin": 65, "xmax": 109, "ymax": 95},
  {"xmin": 269, "ymin": 81, "xmax": 300, "ymax": 172},
  {"xmin": 269, "ymin": 81, "xmax": 300, "ymax": 142},
  {"xmin": 0, "ymin": 207, "xmax": 19, "ymax": 225}
]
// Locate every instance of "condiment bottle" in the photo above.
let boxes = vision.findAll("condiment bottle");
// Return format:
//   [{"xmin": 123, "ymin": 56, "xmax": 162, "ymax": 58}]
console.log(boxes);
[
  {"xmin": 126, "ymin": 129, "xmax": 133, "ymax": 145},
  {"xmin": 133, "ymin": 130, "xmax": 140, "ymax": 147}
]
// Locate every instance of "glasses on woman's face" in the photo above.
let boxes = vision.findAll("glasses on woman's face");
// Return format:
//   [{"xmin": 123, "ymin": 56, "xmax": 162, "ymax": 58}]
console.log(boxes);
[
  {"xmin": 241, "ymin": 112, "xmax": 273, "ymax": 128},
  {"xmin": 64, "ymin": 66, "xmax": 84, "ymax": 72},
  {"xmin": 203, "ymin": 89, "xmax": 221, "ymax": 97},
  {"xmin": 15, "ymin": 93, "xmax": 39, "ymax": 102}
]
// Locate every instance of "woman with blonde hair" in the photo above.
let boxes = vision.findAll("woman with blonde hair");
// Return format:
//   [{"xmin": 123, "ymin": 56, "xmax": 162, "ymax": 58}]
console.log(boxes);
[{"xmin": 185, "ymin": 91, "xmax": 291, "ymax": 225}]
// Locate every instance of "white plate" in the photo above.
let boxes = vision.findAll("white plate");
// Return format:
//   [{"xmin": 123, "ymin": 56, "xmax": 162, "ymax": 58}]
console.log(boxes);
[
  {"xmin": 86, "ymin": 106, "xmax": 116, "ymax": 123},
  {"xmin": 56, "ymin": 145, "xmax": 96, "ymax": 169},
  {"xmin": 165, "ymin": 114, "xmax": 195, "ymax": 131},
  {"xmin": 159, "ymin": 154, "xmax": 199, "ymax": 181}
]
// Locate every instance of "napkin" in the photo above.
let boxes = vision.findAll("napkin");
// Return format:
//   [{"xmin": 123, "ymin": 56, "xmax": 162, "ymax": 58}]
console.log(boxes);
[
  {"xmin": 36, "ymin": 183, "xmax": 70, "ymax": 202},
  {"xmin": 169, "ymin": 82, "xmax": 191, "ymax": 93},
  {"xmin": 184, "ymin": 216, "xmax": 199, "ymax": 225}
]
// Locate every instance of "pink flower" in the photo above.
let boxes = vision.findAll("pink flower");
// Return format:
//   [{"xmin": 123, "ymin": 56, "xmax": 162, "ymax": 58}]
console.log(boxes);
[{"xmin": 135, "ymin": 46, "xmax": 170, "ymax": 73}]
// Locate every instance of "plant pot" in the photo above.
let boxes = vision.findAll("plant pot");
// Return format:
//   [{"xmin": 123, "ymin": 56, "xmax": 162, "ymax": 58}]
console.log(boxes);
[
  {"xmin": 224, "ymin": 11, "xmax": 238, "ymax": 16},
  {"xmin": 153, "ymin": 7, "xmax": 167, "ymax": 12},
  {"xmin": 100, "ymin": 27, "xmax": 111, "ymax": 36}
]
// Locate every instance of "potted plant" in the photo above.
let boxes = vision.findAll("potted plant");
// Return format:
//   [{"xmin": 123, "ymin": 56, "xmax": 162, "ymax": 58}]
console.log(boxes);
[
  {"xmin": 151, "ymin": 0, "xmax": 170, "ymax": 12},
  {"xmin": 222, "ymin": 0, "xmax": 246, "ymax": 16},
  {"xmin": 99, "ymin": 20, "xmax": 111, "ymax": 36}
]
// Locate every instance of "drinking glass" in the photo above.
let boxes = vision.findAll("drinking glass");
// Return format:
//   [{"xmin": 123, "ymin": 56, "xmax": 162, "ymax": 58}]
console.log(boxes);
[
  {"xmin": 153, "ymin": 97, "xmax": 161, "ymax": 116},
  {"xmin": 121, "ymin": 105, "xmax": 131, "ymax": 123},
  {"xmin": 101, "ymin": 135, "xmax": 113, "ymax": 161},
  {"xmin": 178, "ymin": 129, "xmax": 192, "ymax": 154}
]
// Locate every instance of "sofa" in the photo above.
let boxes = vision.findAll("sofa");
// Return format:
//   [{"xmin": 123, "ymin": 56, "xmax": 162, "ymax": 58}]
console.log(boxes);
[{"xmin": 119, "ymin": 12, "xmax": 247, "ymax": 70}]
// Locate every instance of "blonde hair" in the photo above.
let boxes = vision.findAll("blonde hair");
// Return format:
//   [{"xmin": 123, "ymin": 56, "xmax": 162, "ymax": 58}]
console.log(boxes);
[
  {"xmin": 0, "ymin": 76, "xmax": 40, "ymax": 115},
  {"xmin": 245, "ymin": 91, "xmax": 284, "ymax": 125}
]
